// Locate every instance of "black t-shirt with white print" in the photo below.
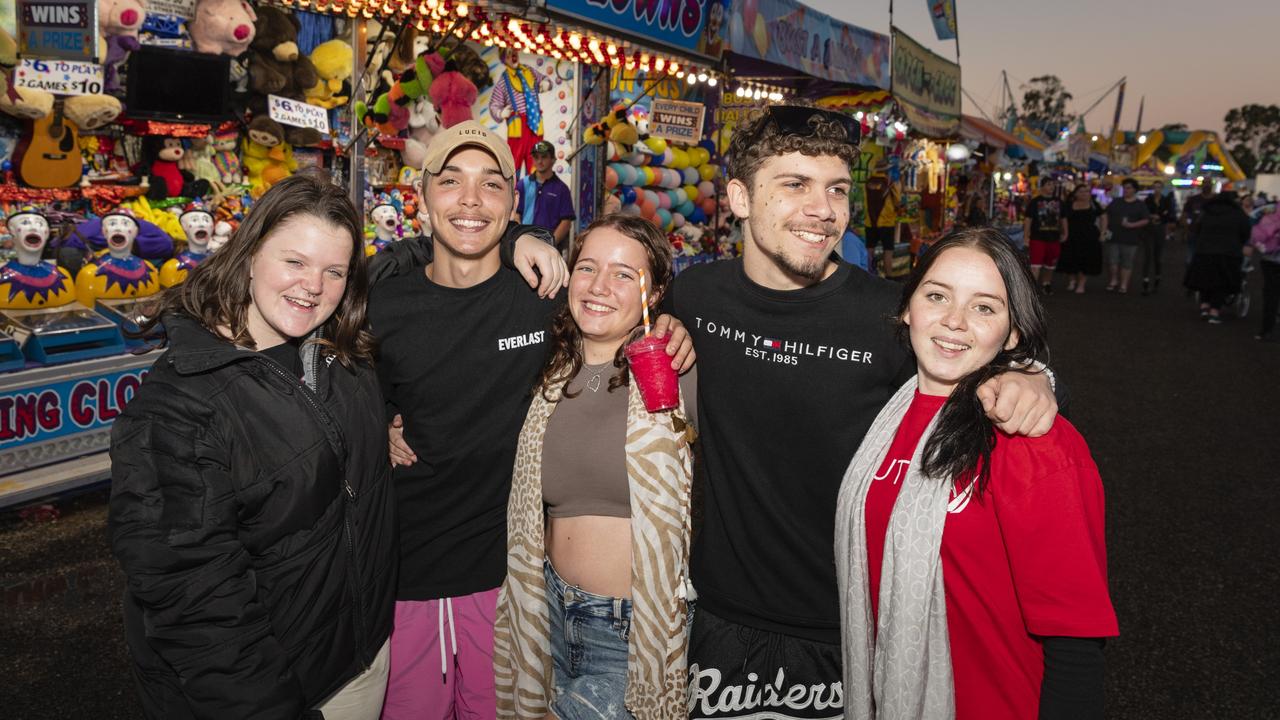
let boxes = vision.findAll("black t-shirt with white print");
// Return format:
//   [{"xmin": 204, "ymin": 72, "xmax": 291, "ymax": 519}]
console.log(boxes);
[
  {"xmin": 668, "ymin": 258, "xmax": 913, "ymax": 643},
  {"xmin": 370, "ymin": 265, "xmax": 556, "ymax": 600}
]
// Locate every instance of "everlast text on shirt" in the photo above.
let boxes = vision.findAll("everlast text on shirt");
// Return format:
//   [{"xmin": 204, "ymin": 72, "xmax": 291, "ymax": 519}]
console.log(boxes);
[
  {"xmin": 497, "ymin": 330, "xmax": 546, "ymax": 352},
  {"xmin": 694, "ymin": 317, "xmax": 874, "ymax": 366}
]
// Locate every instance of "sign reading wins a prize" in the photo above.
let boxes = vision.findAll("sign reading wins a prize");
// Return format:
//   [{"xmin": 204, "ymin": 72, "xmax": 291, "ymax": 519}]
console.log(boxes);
[
  {"xmin": 890, "ymin": 27, "xmax": 960, "ymax": 137},
  {"xmin": 650, "ymin": 98, "xmax": 705, "ymax": 143},
  {"xmin": 268, "ymin": 95, "xmax": 330, "ymax": 135},
  {"xmin": 14, "ymin": 58, "xmax": 103, "ymax": 96},
  {"xmin": 17, "ymin": 0, "xmax": 98, "ymax": 60}
]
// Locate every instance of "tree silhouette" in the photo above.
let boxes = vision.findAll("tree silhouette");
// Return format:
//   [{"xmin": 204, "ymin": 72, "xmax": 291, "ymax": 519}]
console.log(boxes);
[
  {"xmin": 1224, "ymin": 104, "xmax": 1280, "ymax": 177},
  {"xmin": 1019, "ymin": 75, "xmax": 1075, "ymax": 136}
]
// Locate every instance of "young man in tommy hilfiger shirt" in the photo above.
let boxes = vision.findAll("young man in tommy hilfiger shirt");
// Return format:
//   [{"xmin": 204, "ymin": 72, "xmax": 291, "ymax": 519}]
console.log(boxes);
[
  {"xmin": 368, "ymin": 121, "xmax": 693, "ymax": 719},
  {"xmin": 666, "ymin": 106, "xmax": 1061, "ymax": 719}
]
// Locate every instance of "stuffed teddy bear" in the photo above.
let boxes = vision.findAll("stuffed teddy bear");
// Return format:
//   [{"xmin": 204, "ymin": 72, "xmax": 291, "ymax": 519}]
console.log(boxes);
[
  {"xmin": 188, "ymin": 0, "xmax": 257, "ymax": 56},
  {"xmin": 63, "ymin": 95, "xmax": 122, "ymax": 131},
  {"xmin": 0, "ymin": 27, "xmax": 52, "ymax": 121},
  {"xmin": 145, "ymin": 136, "xmax": 211, "ymax": 200},
  {"xmin": 242, "ymin": 116, "xmax": 295, "ymax": 197},
  {"xmin": 99, "ymin": 0, "xmax": 146, "ymax": 94},
  {"xmin": 248, "ymin": 6, "xmax": 320, "ymax": 146},
  {"xmin": 305, "ymin": 39, "xmax": 353, "ymax": 110}
]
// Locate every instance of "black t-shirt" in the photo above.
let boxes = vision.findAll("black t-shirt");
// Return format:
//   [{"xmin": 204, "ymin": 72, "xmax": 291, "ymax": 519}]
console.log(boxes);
[
  {"xmin": 668, "ymin": 259, "xmax": 912, "ymax": 643},
  {"xmin": 1026, "ymin": 195, "xmax": 1063, "ymax": 242},
  {"xmin": 260, "ymin": 339, "xmax": 303, "ymax": 377},
  {"xmin": 369, "ymin": 265, "xmax": 556, "ymax": 599}
]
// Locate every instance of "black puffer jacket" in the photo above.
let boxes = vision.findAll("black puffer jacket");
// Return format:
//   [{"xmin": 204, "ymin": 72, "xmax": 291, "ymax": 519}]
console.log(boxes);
[
  {"xmin": 1192, "ymin": 195, "xmax": 1252, "ymax": 257},
  {"xmin": 109, "ymin": 314, "xmax": 396, "ymax": 720}
]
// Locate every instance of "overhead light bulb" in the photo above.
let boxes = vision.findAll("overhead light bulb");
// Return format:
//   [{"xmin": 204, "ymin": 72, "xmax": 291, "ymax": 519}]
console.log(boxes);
[
  {"xmin": 855, "ymin": 111, "xmax": 864, "ymax": 120},
  {"xmin": 1091, "ymin": 135, "xmax": 1099, "ymax": 141},
  {"xmin": 456, "ymin": 1, "xmax": 467, "ymax": 16},
  {"xmin": 707, "ymin": 77, "xmax": 717, "ymax": 87},
  {"xmin": 1138, "ymin": 134, "xmax": 1148, "ymax": 144}
]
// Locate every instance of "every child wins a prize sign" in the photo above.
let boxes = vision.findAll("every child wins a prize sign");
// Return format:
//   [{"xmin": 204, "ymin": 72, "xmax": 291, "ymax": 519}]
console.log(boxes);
[
  {"xmin": 14, "ymin": 58, "xmax": 104, "ymax": 96},
  {"xmin": 650, "ymin": 99, "xmax": 705, "ymax": 144},
  {"xmin": 268, "ymin": 95, "xmax": 330, "ymax": 135}
]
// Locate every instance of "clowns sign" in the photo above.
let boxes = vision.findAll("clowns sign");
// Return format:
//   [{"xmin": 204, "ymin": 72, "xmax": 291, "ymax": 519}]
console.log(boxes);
[
  {"xmin": 725, "ymin": 0, "xmax": 889, "ymax": 89},
  {"xmin": 0, "ymin": 366, "xmax": 148, "ymax": 450},
  {"xmin": 890, "ymin": 27, "xmax": 960, "ymax": 138}
]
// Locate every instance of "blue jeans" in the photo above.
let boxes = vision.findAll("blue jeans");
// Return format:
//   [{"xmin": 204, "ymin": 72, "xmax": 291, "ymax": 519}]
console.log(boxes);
[{"xmin": 545, "ymin": 560, "xmax": 634, "ymax": 720}]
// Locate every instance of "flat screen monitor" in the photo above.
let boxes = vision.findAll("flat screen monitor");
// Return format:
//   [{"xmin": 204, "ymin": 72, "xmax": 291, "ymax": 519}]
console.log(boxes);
[{"xmin": 125, "ymin": 46, "xmax": 231, "ymax": 123}]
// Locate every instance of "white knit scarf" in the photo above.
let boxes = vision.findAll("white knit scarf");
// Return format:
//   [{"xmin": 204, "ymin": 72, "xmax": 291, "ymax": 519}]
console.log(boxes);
[
  {"xmin": 835, "ymin": 376, "xmax": 956, "ymax": 720},
  {"xmin": 494, "ymin": 378, "xmax": 695, "ymax": 719}
]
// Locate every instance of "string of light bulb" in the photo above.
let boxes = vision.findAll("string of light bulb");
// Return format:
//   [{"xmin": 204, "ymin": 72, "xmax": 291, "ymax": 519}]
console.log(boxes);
[
  {"xmin": 276, "ymin": 0, "xmax": 721, "ymax": 84},
  {"xmin": 732, "ymin": 82, "xmax": 789, "ymax": 102}
]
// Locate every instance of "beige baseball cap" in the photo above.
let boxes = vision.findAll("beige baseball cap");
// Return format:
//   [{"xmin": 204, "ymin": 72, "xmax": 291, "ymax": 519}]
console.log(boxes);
[{"xmin": 420, "ymin": 121, "xmax": 515, "ymax": 179}]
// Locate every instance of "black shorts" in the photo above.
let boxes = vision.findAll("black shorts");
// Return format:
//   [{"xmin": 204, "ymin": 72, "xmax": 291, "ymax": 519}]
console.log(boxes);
[
  {"xmin": 687, "ymin": 607, "xmax": 843, "ymax": 719},
  {"xmin": 865, "ymin": 225, "xmax": 895, "ymax": 252}
]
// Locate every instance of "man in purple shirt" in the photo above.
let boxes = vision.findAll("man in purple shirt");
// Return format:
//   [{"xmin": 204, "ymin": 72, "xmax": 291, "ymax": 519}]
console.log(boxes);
[{"xmin": 516, "ymin": 140, "xmax": 576, "ymax": 251}]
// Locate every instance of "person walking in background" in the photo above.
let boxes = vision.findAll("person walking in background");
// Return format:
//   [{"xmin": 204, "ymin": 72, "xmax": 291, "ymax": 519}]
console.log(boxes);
[
  {"xmin": 494, "ymin": 215, "xmax": 697, "ymax": 720},
  {"xmin": 1103, "ymin": 178, "xmax": 1151, "ymax": 294},
  {"xmin": 1181, "ymin": 180, "xmax": 1215, "ymax": 265},
  {"xmin": 1142, "ymin": 179, "xmax": 1178, "ymax": 295},
  {"xmin": 1023, "ymin": 177, "xmax": 1064, "ymax": 294},
  {"xmin": 836, "ymin": 228, "xmax": 1118, "ymax": 720},
  {"xmin": 1185, "ymin": 190, "xmax": 1252, "ymax": 324},
  {"xmin": 1059, "ymin": 183, "xmax": 1106, "ymax": 294},
  {"xmin": 109, "ymin": 174, "xmax": 398, "ymax": 720},
  {"xmin": 863, "ymin": 161, "xmax": 900, "ymax": 277},
  {"xmin": 1250, "ymin": 204, "xmax": 1280, "ymax": 341}
]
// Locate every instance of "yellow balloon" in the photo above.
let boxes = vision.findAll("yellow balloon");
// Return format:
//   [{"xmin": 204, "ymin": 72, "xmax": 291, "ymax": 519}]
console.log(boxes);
[
  {"xmin": 691, "ymin": 147, "xmax": 710, "ymax": 167},
  {"xmin": 684, "ymin": 184, "xmax": 700, "ymax": 202},
  {"xmin": 646, "ymin": 136, "xmax": 668, "ymax": 155},
  {"xmin": 671, "ymin": 148, "xmax": 689, "ymax": 170},
  {"xmin": 700, "ymin": 164, "xmax": 719, "ymax": 181}
]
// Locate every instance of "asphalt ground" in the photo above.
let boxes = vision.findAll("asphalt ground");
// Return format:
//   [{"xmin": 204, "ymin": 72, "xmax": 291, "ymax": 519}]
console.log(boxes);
[{"xmin": 0, "ymin": 239, "xmax": 1276, "ymax": 719}]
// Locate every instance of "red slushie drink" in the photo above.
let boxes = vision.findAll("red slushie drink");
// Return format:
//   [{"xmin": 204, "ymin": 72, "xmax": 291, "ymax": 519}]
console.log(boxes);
[{"xmin": 624, "ymin": 333, "xmax": 679, "ymax": 412}]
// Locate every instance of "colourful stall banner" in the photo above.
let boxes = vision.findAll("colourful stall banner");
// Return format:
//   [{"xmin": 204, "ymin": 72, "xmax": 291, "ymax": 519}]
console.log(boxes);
[
  {"xmin": 544, "ymin": 0, "xmax": 713, "ymax": 57},
  {"xmin": 926, "ymin": 0, "xmax": 957, "ymax": 41},
  {"xmin": 16, "ymin": 0, "xmax": 97, "ymax": 60},
  {"xmin": 890, "ymin": 27, "xmax": 960, "ymax": 138},
  {"xmin": 725, "ymin": 0, "xmax": 890, "ymax": 89},
  {"xmin": 0, "ymin": 366, "xmax": 149, "ymax": 450}
]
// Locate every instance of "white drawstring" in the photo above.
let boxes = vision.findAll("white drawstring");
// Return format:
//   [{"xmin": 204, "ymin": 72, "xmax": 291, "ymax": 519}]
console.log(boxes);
[{"xmin": 439, "ymin": 597, "xmax": 459, "ymax": 684}]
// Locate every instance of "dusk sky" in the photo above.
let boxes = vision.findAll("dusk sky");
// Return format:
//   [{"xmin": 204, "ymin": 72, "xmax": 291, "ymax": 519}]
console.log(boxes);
[{"xmin": 804, "ymin": 0, "xmax": 1280, "ymax": 136}]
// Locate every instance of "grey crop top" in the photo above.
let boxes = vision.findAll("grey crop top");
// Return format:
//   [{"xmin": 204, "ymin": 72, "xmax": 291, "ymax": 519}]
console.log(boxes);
[{"xmin": 541, "ymin": 362, "xmax": 697, "ymax": 519}]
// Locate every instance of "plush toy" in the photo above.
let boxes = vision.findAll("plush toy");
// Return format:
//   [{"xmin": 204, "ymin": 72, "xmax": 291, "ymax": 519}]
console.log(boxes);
[
  {"xmin": 160, "ymin": 206, "xmax": 214, "ymax": 286},
  {"xmin": 74, "ymin": 210, "xmax": 161, "ymax": 308},
  {"xmin": 63, "ymin": 94, "xmax": 122, "ymax": 131},
  {"xmin": 99, "ymin": 0, "xmax": 146, "ymax": 94},
  {"xmin": 0, "ymin": 209, "xmax": 76, "ymax": 310},
  {"xmin": 400, "ymin": 95, "xmax": 441, "ymax": 170},
  {"xmin": 210, "ymin": 126, "xmax": 243, "ymax": 184},
  {"xmin": 145, "ymin": 136, "xmax": 210, "ymax": 200},
  {"xmin": 428, "ymin": 68, "xmax": 477, "ymax": 129},
  {"xmin": 179, "ymin": 134, "xmax": 222, "ymax": 186},
  {"xmin": 242, "ymin": 116, "xmax": 295, "ymax": 197},
  {"xmin": 209, "ymin": 220, "xmax": 233, "ymax": 252},
  {"xmin": 188, "ymin": 0, "xmax": 257, "ymax": 56},
  {"xmin": 356, "ymin": 51, "xmax": 445, "ymax": 137},
  {"xmin": 0, "ymin": 28, "xmax": 52, "ymax": 120},
  {"xmin": 248, "ymin": 6, "xmax": 320, "ymax": 145},
  {"xmin": 306, "ymin": 39, "xmax": 353, "ymax": 110}
]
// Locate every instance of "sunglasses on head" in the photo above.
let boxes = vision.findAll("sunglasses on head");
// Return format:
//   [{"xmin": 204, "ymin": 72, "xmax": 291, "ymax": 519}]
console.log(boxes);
[{"xmin": 747, "ymin": 105, "xmax": 861, "ymax": 146}]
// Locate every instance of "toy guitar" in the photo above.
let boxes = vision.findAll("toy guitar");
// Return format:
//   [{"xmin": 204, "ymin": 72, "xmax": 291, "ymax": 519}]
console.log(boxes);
[{"xmin": 15, "ymin": 98, "xmax": 83, "ymax": 189}]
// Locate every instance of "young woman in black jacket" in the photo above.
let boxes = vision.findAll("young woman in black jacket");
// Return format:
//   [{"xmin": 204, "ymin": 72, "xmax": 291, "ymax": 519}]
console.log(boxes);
[{"xmin": 109, "ymin": 174, "xmax": 397, "ymax": 720}]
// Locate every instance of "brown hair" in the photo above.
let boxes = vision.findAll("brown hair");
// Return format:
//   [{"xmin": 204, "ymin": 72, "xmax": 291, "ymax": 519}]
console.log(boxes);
[
  {"xmin": 536, "ymin": 213, "xmax": 674, "ymax": 400},
  {"xmin": 142, "ymin": 172, "xmax": 375, "ymax": 367},
  {"xmin": 727, "ymin": 101, "xmax": 859, "ymax": 190}
]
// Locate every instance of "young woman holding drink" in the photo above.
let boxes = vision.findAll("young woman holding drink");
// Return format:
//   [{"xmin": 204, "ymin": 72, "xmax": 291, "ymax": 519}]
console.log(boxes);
[
  {"xmin": 493, "ymin": 214, "xmax": 697, "ymax": 720},
  {"xmin": 835, "ymin": 227, "xmax": 1118, "ymax": 720}
]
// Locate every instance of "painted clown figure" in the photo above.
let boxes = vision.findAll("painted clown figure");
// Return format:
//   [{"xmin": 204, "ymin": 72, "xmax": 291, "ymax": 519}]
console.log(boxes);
[
  {"xmin": 75, "ymin": 210, "xmax": 161, "ymax": 308},
  {"xmin": 0, "ymin": 210, "xmax": 76, "ymax": 310},
  {"xmin": 489, "ymin": 48, "xmax": 552, "ymax": 175},
  {"xmin": 366, "ymin": 203, "xmax": 402, "ymax": 255},
  {"xmin": 160, "ymin": 206, "xmax": 215, "ymax": 287}
]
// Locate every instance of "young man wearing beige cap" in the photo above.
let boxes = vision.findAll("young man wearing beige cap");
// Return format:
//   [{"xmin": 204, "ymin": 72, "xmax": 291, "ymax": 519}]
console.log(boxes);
[{"xmin": 369, "ymin": 121, "xmax": 693, "ymax": 718}]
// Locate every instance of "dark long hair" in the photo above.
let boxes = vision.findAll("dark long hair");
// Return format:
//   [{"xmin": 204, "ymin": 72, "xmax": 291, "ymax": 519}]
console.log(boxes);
[
  {"xmin": 897, "ymin": 227, "xmax": 1049, "ymax": 496},
  {"xmin": 536, "ymin": 213, "xmax": 673, "ymax": 401},
  {"xmin": 142, "ymin": 173, "xmax": 375, "ymax": 367}
]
